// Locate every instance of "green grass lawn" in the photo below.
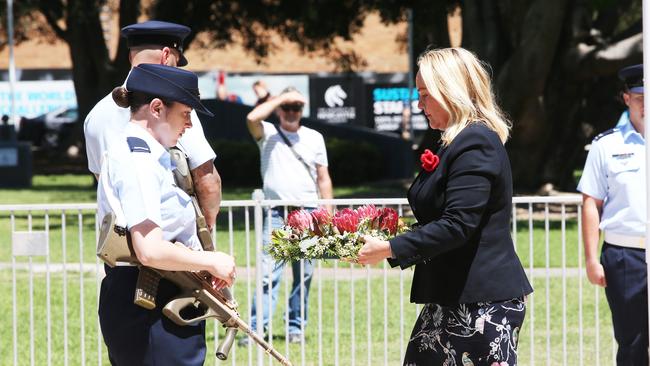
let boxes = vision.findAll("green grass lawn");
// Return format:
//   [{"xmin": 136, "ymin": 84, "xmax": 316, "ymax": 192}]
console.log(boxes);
[
  {"xmin": 1, "ymin": 268, "xmax": 614, "ymax": 366},
  {"xmin": 0, "ymin": 174, "xmax": 98, "ymax": 204},
  {"xmin": 0, "ymin": 207, "xmax": 584, "ymax": 272},
  {"xmin": 0, "ymin": 174, "xmax": 610, "ymax": 365},
  {"xmin": 0, "ymin": 174, "xmax": 410, "ymax": 266},
  {"xmin": 0, "ymin": 174, "xmax": 408, "ymax": 205},
  {"xmin": 514, "ymin": 219, "xmax": 582, "ymax": 268},
  {"xmin": 0, "ymin": 174, "xmax": 583, "ymax": 269}
]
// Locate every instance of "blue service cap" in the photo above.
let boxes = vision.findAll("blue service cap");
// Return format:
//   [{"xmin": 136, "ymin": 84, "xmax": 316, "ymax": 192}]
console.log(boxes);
[
  {"xmin": 126, "ymin": 64, "xmax": 214, "ymax": 117},
  {"xmin": 618, "ymin": 64, "xmax": 643, "ymax": 93},
  {"xmin": 121, "ymin": 20, "xmax": 190, "ymax": 66}
]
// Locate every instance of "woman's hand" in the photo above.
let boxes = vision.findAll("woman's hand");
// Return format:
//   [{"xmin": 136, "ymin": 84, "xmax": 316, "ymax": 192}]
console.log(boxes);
[
  {"xmin": 207, "ymin": 251, "xmax": 237, "ymax": 287},
  {"xmin": 357, "ymin": 235, "xmax": 392, "ymax": 266},
  {"xmin": 211, "ymin": 277, "xmax": 230, "ymax": 291},
  {"xmin": 586, "ymin": 259, "xmax": 607, "ymax": 287}
]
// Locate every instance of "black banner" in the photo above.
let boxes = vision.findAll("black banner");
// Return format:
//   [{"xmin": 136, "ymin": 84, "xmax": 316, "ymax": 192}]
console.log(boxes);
[{"xmin": 308, "ymin": 76, "xmax": 365, "ymax": 125}]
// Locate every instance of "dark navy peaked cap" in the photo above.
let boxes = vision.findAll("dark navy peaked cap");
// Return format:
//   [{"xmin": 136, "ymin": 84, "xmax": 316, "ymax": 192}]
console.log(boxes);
[
  {"xmin": 127, "ymin": 64, "xmax": 214, "ymax": 117},
  {"xmin": 121, "ymin": 20, "xmax": 191, "ymax": 66},
  {"xmin": 618, "ymin": 64, "xmax": 643, "ymax": 93}
]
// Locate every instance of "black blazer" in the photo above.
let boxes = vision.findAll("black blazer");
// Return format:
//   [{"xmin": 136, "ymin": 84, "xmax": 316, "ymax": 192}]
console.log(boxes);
[{"xmin": 389, "ymin": 123, "xmax": 533, "ymax": 305}]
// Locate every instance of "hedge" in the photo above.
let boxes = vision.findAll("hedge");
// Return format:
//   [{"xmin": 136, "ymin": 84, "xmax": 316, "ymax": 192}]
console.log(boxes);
[{"xmin": 209, "ymin": 138, "xmax": 383, "ymax": 186}]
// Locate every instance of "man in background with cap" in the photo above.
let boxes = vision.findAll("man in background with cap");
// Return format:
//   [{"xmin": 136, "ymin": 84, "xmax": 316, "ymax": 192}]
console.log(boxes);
[
  {"xmin": 578, "ymin": 64, "xmax": 647, "ymax": 365},
  {"xmin": 84, "ymin": 20, "xmax": 222, "ymax": 230},
  {"xmin": 241, "ymin": 86, "xmax": 333, "ymax": 345}
]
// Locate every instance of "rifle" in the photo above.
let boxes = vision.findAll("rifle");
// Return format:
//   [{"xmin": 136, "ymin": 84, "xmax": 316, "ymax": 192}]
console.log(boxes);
[
  {"xmin": 97, "ymin": 212, "xmax": 293, "ymax": 366},
  {"xmin": 98, "ymin": 147, "xmax": 290, "ymax": 364}
]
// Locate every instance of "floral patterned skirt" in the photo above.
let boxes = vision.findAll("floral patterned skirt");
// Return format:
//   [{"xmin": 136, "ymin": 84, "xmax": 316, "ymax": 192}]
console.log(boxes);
[{"xmin": 404, "ymin": 297, "xmax": 526, "ymax": 366}]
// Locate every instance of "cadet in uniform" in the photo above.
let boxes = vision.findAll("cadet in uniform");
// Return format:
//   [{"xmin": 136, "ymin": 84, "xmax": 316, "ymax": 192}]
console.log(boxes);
[
  {"xmin": 85, "ymin": 20, "xmax": 222, "ymax": 230},
  {"xmin": 579, "ymin": 64, "xmax": 646, "ymax": 366},
  {"xmin": 96, "ymin": 64, "xmax": 236, "ymax": 365}
]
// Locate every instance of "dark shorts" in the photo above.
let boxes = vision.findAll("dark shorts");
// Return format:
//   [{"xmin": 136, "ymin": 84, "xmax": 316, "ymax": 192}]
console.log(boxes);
[
  {"xmin": 404, "ymin": 297, "xmax": 526, "ymax": 366},
  {"xmin": 601, "ymin": 242, "xmax": 648, "ymax": 366}
]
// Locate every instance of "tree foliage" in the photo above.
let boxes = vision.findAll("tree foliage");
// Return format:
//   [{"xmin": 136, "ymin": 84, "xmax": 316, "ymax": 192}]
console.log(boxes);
[{"xmin": 1, "ymin": 0, "xmax": 642, "ymax": 190}]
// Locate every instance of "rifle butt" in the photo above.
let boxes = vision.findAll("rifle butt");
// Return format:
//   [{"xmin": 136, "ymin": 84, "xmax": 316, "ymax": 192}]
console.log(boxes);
[{"xmin": 97, "ymin": 213, "xmax": 138, "ymax": 267}]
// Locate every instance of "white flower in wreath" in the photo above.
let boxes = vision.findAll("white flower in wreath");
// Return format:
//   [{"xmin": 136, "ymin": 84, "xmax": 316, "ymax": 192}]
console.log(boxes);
[{"xmin": 299, "ymin": 236, "xmax": 319, "ymax": 253}]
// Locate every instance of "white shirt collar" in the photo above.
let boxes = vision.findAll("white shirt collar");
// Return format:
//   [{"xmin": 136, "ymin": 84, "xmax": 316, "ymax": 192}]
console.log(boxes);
[{"xmin": 620, "ymin": 117, "xmax": 644, "ymax": 143}]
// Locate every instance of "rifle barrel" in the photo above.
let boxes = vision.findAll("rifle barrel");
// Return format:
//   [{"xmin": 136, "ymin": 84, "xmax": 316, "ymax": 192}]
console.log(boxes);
[{"xmin": 169, "ymin": 271, "xmax": 293, "ymax": 366}]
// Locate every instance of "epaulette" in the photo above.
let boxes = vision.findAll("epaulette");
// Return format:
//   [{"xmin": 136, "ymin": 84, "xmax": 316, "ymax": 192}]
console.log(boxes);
[
  {"xmin": 593, "ymin": 127, "xmax": 619, "ymax": 142},
  {"xmin": 127, "ymin": 137, "xmax": 151, "ymax": 153}
]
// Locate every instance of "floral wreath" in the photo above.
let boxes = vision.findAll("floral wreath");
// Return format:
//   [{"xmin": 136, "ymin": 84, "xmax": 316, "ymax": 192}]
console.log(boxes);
[{"xmin": 268, "ymin": 204, "xmax": 409, "ymax": 263}]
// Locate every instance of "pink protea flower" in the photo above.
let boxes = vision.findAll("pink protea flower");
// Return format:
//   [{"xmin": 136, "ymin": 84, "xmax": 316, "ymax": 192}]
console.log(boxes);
[
  {"xmin": 286, "ymin": 209, "xmax": 313, "ymax": 233},
  {"xmin": 356, "ymin": 204, "xmax": 380, "ymax": 221},
  {"xmin": 332, "ymin": 208, "xmax": 360, "ymax": 234},
  {"xmin": 375, "ymin": 208, "xmax": 399, "ymax": 235},
  {"xmin": 310, "ymin": 208, "xmax": 332, "ymax": 236}
]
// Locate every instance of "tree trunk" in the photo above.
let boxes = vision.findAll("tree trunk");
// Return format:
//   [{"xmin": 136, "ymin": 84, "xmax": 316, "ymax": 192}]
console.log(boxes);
[
  {"xmin": 455, "ymin": 0, "xmax": 567, "ymax": 190},
  {"xmin": 66, "ymin": 0, "xmax": 112, "ymax": 123},
  {"xmin": 539, "ymin": 4, "xmax": 642, "ymax": 190},
  {"xmin": 412, "ymin": 5, "xmax": 450, "ymax": 155},
  {"xmin": 504, "ymin": 1, "xmax": 640, "ymax": 191},
  {"xmin": 55, "ymin": 0, "xmax": 136, "ymax": 153}
]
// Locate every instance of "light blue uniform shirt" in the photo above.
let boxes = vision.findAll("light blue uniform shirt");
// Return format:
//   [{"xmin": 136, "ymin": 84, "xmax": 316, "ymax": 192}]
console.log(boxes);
[
  {"xmin": 97, "ymin": 123, "xmax": 201, "ymax": 250},
  {"xmin": 577, "ymin": 118, "xmax": 646, "ymax": 236},
  {"xmin": 616, "ymin": 110, "xmax": 630, "ymax": 127}
]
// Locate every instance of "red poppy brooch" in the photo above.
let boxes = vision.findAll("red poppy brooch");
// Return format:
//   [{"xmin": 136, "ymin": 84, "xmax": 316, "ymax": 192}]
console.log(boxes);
[{"xmin": 420, "ymin": 149, "xmax": 440, "ymax": 172}]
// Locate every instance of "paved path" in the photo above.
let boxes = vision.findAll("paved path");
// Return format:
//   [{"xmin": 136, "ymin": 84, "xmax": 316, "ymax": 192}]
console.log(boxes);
[{"xmin": 0, "ymin": 262, "xmax": 583, "ymax": 279}]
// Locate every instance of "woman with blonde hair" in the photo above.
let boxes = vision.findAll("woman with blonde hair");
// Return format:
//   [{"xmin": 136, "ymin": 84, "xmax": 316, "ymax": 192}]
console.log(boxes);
[{"xmin": 358, "ymin": 47, "xmax": 532, "ymax": 365}]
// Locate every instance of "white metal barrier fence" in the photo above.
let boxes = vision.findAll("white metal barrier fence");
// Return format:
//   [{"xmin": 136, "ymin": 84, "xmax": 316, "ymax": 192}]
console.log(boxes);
[{"xmin": 0, "ymin": 195, "xmax": 614, "ymax": 365}]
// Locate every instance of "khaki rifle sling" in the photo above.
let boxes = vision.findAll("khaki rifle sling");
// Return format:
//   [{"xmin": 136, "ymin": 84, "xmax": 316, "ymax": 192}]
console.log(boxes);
[{"xmin": 169, "ymin": 147, "xmax": 214, "ymax": 252}]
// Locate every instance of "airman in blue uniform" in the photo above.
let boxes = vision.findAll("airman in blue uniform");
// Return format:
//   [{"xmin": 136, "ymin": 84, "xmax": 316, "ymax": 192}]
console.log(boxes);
[
  {"xmin": 96, "ymin": 64, "xmax": 236, "ymax": 366},
  {"xmin": 578, "ymin": 63, "xmax": 646, "ymax": 366}
]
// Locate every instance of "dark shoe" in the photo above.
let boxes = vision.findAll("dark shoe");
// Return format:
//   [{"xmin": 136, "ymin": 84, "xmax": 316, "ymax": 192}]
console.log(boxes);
[{"xmin": 288, "ymin": 333, "xmax": 303, "ymax": 344}]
